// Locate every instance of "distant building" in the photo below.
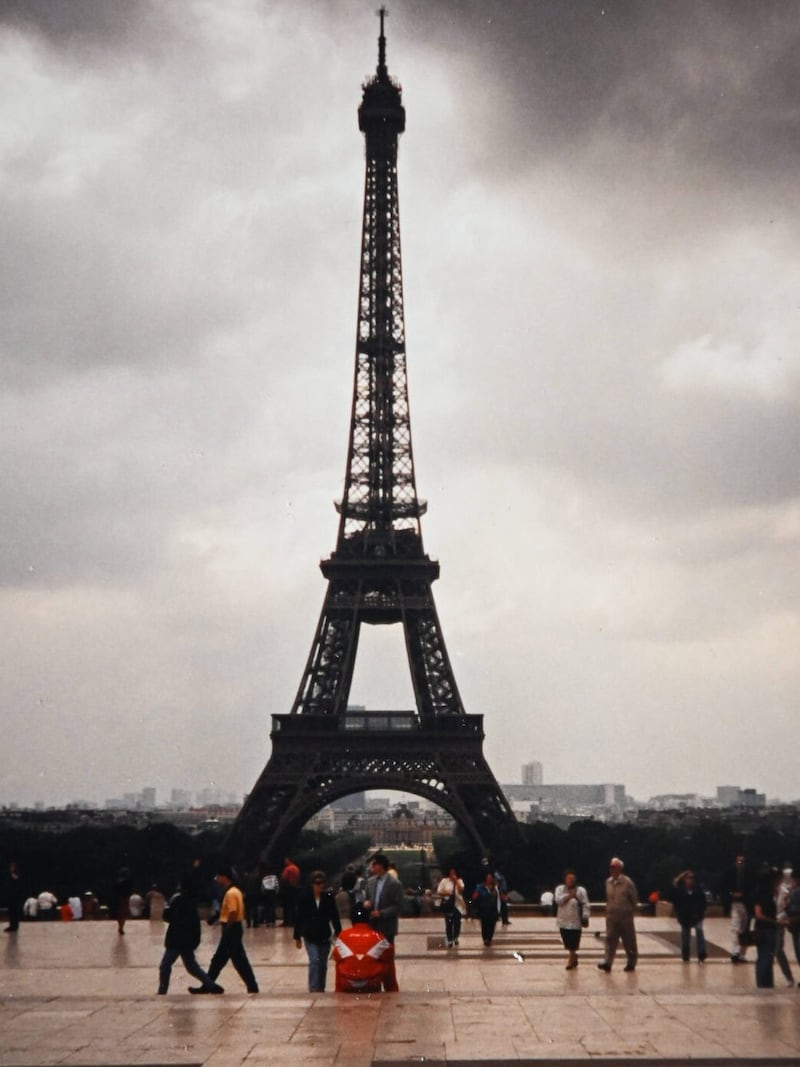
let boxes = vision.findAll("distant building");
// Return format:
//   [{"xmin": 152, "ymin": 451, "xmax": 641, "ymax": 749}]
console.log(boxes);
[
  {"xmin": 331, "ymin": 792, "xmax": 366, "ymax": 811},
  {"xmin": 646, "ymin": 793, "xmax": 711, "ymax": 810},
  {"xmin": 170, "ymin": 788, "xmax": 193, "ymax": 809},
  {"xmin": 522, "ymin": 761, "xmax": 543, "ymax": 786},
  {"xmin": 717, "ymin": 785, "xmax": 766, "ymax": 809},
  {"xmin": 196, "ymin": 785, "xmax": 239, "ymax": 807},
  {"xmin": 502, "ymin": 782, "xmax": 626, "ymax": 818}
]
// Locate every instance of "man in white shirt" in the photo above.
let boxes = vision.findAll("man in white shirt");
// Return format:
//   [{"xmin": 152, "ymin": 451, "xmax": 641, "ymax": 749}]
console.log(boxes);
[{"xmin": 37, "ymin": 889, "xmax": 58, "ymax": 920}]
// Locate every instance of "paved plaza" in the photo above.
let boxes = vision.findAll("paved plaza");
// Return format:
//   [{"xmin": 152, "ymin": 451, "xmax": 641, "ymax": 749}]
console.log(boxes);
[{"xmin": 2, "ymin": 914, "xmax": 800, "ymax": 1066}]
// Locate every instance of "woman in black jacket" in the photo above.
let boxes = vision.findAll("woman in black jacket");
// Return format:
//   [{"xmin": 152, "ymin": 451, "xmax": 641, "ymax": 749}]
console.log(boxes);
[
  {"xmin": 158, "ymin": 875, "xmax": 223, "ymax": 995},
  {"xmin": 293, "ymin": 870, "xmax": 342, "ymax": 992}
]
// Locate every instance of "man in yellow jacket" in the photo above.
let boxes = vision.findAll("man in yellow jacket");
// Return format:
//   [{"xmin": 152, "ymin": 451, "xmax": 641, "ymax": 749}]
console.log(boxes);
[{"xmin": 192, "ymin": 865, "xmax": 259, "ymax": 994}]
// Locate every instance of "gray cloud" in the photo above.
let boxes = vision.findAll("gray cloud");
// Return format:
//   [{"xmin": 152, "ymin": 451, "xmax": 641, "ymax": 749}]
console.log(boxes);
[{"xmin": 1, "ymin": 0, "xmax": 798, "ymax": 807}]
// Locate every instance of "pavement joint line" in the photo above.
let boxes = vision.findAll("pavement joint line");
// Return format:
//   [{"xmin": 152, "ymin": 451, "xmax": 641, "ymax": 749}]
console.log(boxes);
[{"xmin": 375, "ymin": 1062, "xmax": 800, "ymax": 1067}]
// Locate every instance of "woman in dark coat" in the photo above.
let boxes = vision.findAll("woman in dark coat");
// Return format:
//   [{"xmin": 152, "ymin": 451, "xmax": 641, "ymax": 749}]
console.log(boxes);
[
  {"xmin": 158, "ymin": 875, "xmax": 223, "ymax": 995},
  {"xmin": 472, "ymin": 871, "xmax": 502, "ymax": 947},
  {"xmin": 293, "ymin": 870, "xmax": 342, "ymax": 992}
]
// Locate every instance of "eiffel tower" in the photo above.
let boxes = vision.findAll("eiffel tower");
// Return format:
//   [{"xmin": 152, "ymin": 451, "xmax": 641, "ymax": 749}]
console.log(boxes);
[{"xmin": 227, "ymin": 12, "xmax": 521, "ymax": 870}]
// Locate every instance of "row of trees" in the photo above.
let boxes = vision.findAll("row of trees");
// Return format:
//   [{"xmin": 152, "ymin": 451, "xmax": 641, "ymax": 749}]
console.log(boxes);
[
  {"xmin": 436, "ymin": 817, "xmax": 800, "ymax": 902},
  {"xmin": 2, "ymin": 817, "xmax": 797, "ymax": 908},
  {"xmin": 0, "ymin": 823, "xmax": 371, "ymax": 906}
]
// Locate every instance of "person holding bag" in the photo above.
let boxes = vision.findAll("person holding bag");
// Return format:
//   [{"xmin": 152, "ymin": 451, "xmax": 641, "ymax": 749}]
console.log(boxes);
[
  {"xmin": 555, "ymin": 869, "xmax": 591, "ymax": 970},
  {"xmin": 436, "ymin": 867, "xmax": 466, "ymax": 948}
]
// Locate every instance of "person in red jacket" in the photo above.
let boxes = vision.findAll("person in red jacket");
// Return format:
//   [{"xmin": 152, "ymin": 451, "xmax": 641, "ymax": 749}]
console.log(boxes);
[
  {"xmin": 280, "ymin": 857, "xmax": 301, "ymax": 927},
  {"xmin": 332, "ymin": 909, "xmax": 397, "ymax": 992}
]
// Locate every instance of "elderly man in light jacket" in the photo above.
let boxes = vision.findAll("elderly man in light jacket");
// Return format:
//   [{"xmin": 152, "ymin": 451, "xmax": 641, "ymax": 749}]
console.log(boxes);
[{"xmin": 597, "ymin": 857, "xmax": 639, "ymax": 972}]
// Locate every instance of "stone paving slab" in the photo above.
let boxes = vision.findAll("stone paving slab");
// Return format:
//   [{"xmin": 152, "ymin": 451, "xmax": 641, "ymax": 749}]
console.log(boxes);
[{"xmin": 1, "ymin": 916, "xmax": 799, "ymax": 1065}]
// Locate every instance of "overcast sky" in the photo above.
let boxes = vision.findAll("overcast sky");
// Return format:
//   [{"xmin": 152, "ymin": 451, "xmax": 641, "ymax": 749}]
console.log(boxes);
[{"xmin": 2, "ymin": 0, "xmax": 798, "ymax": 809}]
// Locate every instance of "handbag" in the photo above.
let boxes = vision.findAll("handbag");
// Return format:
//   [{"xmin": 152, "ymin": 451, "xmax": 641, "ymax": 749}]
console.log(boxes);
[
  {"xmin": 580, "ymin": 900, "xmax": 589, "ymax": 928},
  {"xmin": 440, "ymin": 894, "xmax": 455, "ymax": 914}
]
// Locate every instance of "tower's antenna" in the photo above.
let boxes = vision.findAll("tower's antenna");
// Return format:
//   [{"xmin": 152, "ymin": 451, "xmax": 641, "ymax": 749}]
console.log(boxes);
[{"xmin": 377, "ymin": 6, "xmax": 388, "ymax": 78}]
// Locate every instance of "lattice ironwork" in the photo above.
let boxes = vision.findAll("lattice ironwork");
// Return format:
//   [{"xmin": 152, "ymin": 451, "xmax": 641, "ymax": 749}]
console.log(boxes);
[{"xmin": 228, "ymin": 14, "xmax": 521, "ymax": 871}]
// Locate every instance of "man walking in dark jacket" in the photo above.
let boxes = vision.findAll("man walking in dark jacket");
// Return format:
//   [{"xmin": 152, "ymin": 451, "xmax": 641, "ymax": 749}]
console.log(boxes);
[{"xmin": 158, "ymin": 876, "xmax": 223, "ymax": 995}]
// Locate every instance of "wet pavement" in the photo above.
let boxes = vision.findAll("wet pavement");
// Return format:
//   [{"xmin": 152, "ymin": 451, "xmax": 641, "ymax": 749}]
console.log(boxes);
[{"xmin": 2, "ymin": 914, "xmax": 799, "ymax": 1065}]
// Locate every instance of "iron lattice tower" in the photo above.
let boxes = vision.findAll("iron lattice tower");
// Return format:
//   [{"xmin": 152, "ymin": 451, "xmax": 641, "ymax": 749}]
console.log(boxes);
[{"xmin": 228, "ymin": 13, "xmax": 521, "ymax": 868}]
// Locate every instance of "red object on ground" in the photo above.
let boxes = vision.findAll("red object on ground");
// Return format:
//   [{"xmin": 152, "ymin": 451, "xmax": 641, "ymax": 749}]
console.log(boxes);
[{"xmin": 332, "ymin": 921, "xmax": 397, "ymax": 992}]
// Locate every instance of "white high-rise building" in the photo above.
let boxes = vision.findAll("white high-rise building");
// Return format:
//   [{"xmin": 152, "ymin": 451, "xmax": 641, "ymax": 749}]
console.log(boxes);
[{"xmin": 522, "ymin": 761, "xmax": 543, "ymax": 786}]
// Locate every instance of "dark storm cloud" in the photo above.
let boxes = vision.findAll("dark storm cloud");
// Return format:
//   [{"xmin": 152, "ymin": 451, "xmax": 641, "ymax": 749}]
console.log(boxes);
[
  {"xmin": 400, "ymin": 0, "xmax": 800, "ymax": 180},
  {"xmin": 0, "ymin": 0, "xmax": 162, "ymax": 52}
]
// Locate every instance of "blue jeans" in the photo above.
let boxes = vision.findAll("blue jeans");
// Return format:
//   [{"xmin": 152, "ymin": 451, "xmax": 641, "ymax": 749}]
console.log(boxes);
[
  {"xmin": 680, "ymin": 921, "xmax": 706, "ymax": 961},
  {"xmin": 158, "ymin": 947, "xmax": 216, "ymax": 993},
  {"xmin": 775, "ymin": 925, "xmax": 794, "ymax": 983},
  {"xmin": 304, "ymin": 939, "xmax": 331, "ymax": 992}
]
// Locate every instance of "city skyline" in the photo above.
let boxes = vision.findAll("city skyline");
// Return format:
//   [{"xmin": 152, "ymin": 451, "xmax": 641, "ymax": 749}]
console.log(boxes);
[
  {"xmin": 1, "ymin": 1, "xmax": 798, "ymax": 808},
  {"xmin": 1, "ymin": 775, "xmax": 787, "ymax": 814}
]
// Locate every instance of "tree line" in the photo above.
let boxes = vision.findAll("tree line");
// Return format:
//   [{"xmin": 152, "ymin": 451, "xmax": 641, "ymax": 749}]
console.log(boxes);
[{"xmin": 2, "ymin": 816, "xmax": 798, "ymax": 909}]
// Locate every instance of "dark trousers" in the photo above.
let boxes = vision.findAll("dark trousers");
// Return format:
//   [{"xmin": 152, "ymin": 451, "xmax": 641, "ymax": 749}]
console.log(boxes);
[
  {"xmin": 207, "ymin": 922, "xmax": 259, "ymax": 992},
  {"xmin": 444, "ymin": 909, "xmax": 462, "ymax": 944},
  {"xmin": 281, "ymin": 888, "xmax": 298, "ymax": 927},
  {"xmin": 245, "ymin": 892, "xmax": 261, "ymax": 927},
  {"xmin": 261, "ymin": 893, "xmax": 277, "ymax": 925},
  {"xmin": 755, "ymin": 926, "xmax": 776, "ymax": 988},
  {"xmin": 479, "ymin": 915, "xmax": 498, "ymax": 944},
  {"xmin": 158, "ymin": 947, "xmax": 216, "ymax": 994}
]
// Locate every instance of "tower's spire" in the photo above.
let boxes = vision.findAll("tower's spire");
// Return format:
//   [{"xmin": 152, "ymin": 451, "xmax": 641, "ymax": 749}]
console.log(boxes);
[{"xmin": 377, "ymin": 6, "xmax": 388, "ymax": 79}]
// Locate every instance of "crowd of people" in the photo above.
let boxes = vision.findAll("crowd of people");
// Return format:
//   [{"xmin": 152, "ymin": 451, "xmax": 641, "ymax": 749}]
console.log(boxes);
[
  {"xmin": 4, "ymin": 851, "xmax": 800, "ymax": 995},
  {"xmin": 2, "ymin": 862, "xmax": 166, "ymax": 931},
  {"xmin": 545, "ymin": 854, "xmax": 800, "ymax": 989}
]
